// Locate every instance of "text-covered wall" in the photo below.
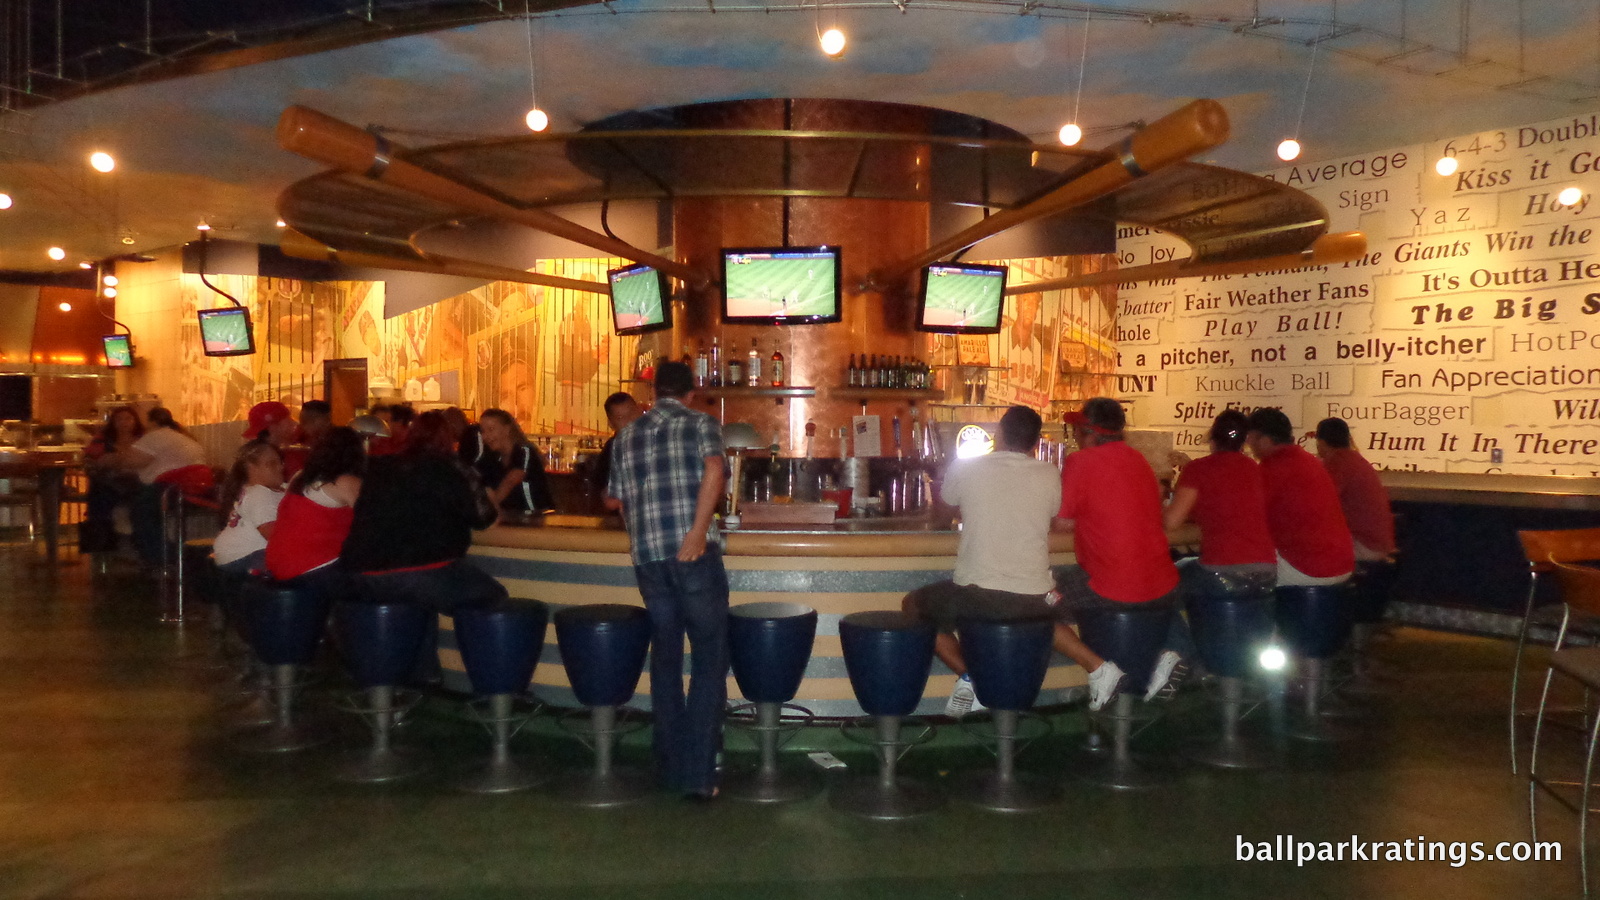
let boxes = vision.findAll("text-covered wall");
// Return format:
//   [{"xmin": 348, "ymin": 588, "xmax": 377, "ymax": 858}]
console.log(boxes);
[{"xmin": 1117, "ymin": 110, "xmax": 1600, "ymax": 476}]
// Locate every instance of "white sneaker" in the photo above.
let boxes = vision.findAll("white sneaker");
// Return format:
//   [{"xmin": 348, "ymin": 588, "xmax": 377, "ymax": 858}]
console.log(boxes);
[
  {"xmin": 945, "ymin": 674, "xmax": 987, "ymax": 718},
  {"xmin": 1144, "ymin": 650, "xmax": 1182, "ymax": 702},
  {"xmin": 1087, "ymin": 661, "xmax": 1125, "ymax": 712}
]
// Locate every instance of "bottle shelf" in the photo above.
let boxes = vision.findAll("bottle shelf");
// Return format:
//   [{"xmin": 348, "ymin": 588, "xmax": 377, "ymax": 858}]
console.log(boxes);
[
  {"xmin": 697, "ymin": 386, "xmax": 818, "ymax": 400},
  {"xmin": 827, "ymin": 387, "xmax": 945, "ymax": 403}
]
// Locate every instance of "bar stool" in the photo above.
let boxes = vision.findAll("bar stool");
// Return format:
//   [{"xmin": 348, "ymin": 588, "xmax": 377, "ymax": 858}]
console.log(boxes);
[
  {"xmin": 1340, "ymin": 559, "xmax": 1400, "ymax": 698},
  {"xmin": 1076, "ymin": 602, "xmax": 1173, "ymax": 789},
  {"xmin": 953, "ymin": 614, "xmax": 1060, "ymax": 812},
  {"xmin": 550, "ymin": 604, "xmax": 652, "ymax": 807},
  {"xmin": 1511, "ymin": 528, "xmax": 1600, "ymax": 774},
  {"xmin": 1528, "ymin": 560, "xmax": 1600, "ymax": 896},
  {"xmin": 454, "ymin": 602, "xmax": 551, "ymax": 793},
  {"xmin": 234, "ymin": 578, "xmax": 330, "ymax": 753},
  {"xmin": 724, "ymin": 602, "xmax": 820, "ymax": 803},
  {"xmin": 830, "ymin": 611, "xmax": 944, "ymax": 820},
  {"xmin": 1186, "ymin": 575, "xmax": 1276, "ymax": 769},
  {"xmin": 332, "ymin": 599, "xmax": 431, "ymax": 783},
  {"xmin": 1275, "ymin": 583, "xmax": 1357, "ymax": 742}
]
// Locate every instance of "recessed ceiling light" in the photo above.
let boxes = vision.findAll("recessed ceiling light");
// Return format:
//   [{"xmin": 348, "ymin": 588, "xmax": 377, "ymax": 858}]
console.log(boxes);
[
  {"xmin": 0, "ymin": 193, "xmax": 12, "ymax": 210},
  {"xmin": 89, "ymin": 152, "xmax": 116, "ymax": 173},
  {"xmin": 820, "ymin": 28, "xmax": 846, "ymax": 57},
  {"xmin": 47, "ymin": 246, "xmax": 66, "ymax": 261},
  {"xmin": 1058, "ymin": 123, "xmax": 1083, "ymax": 146},
  {"xmin": 1276, "ymin": 138, "xmax": 1301, "ymax": 162},
  {"xmin": 525, "ymin": 108, "xmax": 549, "ymax": 132}
]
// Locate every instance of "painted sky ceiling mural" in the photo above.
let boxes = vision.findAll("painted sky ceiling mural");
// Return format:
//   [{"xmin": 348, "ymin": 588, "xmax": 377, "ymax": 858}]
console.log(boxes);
[{"xmin": 3, "ymin": 0, "xmax": 1599, "ymax": 273}]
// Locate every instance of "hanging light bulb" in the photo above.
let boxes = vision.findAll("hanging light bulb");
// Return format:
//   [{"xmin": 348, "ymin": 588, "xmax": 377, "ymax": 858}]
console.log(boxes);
[
  {"xmin": 89, "ymin": 152, "xmax": 116, "ymax": 173},
  {"xmin": 1276, "ymin": 139, "xmax": 1301, "ymax": 162},
  {"xmin": 78, "ymin": 261, "xmax": 93, "ymax": 269},
  {"xmin": 102, "ymin": 274, "xmax": 118, "ymax": 287},
  {"xmin": 820, "ymin": 28, "xmax": 847, "ymax": 57},
  {"xmin": 47, "ymin": 246, "xmax": 66, "ymax": 261},
  {"xmin": 525, "ymin": 108, "xmax": 550, "ymax": 132},
  {"xmin": 57, "ymin": 301, "xmax": 73, "ymax": 313},
  {"xmin": 275, "ymin": 219, "xmax": 287, "ymax": 228},
  {"xmin": 103, "ymin": 287, "xmax": 118, "ymax": 299},
  {"xmin": 1435, "ymin": 156, "xmax": 1459, "ymax": 176},
  {"xmin": 1559, "ymin": 186, "xmax": 1584, "ymax": 206},
  {"xmin": 1058, "ymin": 123, "xmax": 1083, "ymax": 147},
  {"xmin": 0, "ymin": 192, "xmax": 12, "ymax": 210}
]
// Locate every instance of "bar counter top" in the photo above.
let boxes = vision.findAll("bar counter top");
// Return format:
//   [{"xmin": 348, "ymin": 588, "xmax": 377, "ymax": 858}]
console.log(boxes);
[{"xmin": 1380, "ymin": 470, "xmax": 1600, "ymax": 510}]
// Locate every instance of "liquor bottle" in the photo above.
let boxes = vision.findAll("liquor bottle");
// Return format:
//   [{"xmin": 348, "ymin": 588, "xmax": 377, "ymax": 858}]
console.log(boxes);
[
  {"xmin": 747, "ymin": 339, "xmax": 761, "ymax": 386},
  {"xmin": 847, "ymin": 354, "xmax": 859, "ymax": 387},
  {"xmin": 868, "ymin": 355, "xmax": 880, "ymax": 388},
  {"xmin": 770, "ymin": 344, "xmax": 785, "ymax": 387},
  {"xmin": 694, "ymin": 341, "xmax": 709, "ymax": 387},
  {"xmin": 727, "ymin": 353, "xmax": 743, "ymax": 387},
  {"xmin": 709, "ymin": 336, "xmax": 723, "ymax": 387}
]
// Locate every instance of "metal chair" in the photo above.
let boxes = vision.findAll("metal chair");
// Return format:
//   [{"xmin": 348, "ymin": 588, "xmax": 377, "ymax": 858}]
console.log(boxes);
[
  {"xmin": 1185, "ymin": 573, "xmax": 1276, "ymax": 769},
  {"xmin": 1275, "ymin": 583, "xmax": 1357, "ymax": 743},
  {"xmin": 953, "ymin": 614, "xmax": 1059, "ymax": 812},
  {"xmin": 1076, "ymin": 602, "xmax": 1174, "ymax": 789},
  {"xmin": 332, "ymin": 600, "xmax": 431, "ymax": 783},
  {"xmin": 1513, "ymin": 528, "xmax": 1600, "ymax": 774},
  {"xmin": 723, "ymin": 602, "xmax": 820, "ymax": 803},
  {"xmin": 234, "ymin": 579, "xmax": 331, "ymax": 753},
  {"xmin": 453, "ymin": 602, "xmax": 551, "ymax": 793},
  {"xmin": 830, "ymin": 610, "xmax": 943, "ymax": 820},
  {"xmin": 1528, "ymin": 560, "xmax": 1600, "ymax": 896},
  {"xmin": 550, "ymin": 604, "xmax": 653, "ymax": 807}
]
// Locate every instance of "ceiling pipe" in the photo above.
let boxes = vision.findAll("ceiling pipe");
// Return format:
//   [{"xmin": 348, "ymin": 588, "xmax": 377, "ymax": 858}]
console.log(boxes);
[
  {"xmin": 1004, "ymin": 230, "xmax": 1368, "ymax": 293},
  {"xmin": 872, "ymin": 98, "xmax": 1230, "ymax": 287},
  {"xmin": 278, "ymin": 228, "xmax": 610, "ymax": 294},
  {"xmin": 275, "ymin": 105, "xmax": 703, "ymax": 286}
]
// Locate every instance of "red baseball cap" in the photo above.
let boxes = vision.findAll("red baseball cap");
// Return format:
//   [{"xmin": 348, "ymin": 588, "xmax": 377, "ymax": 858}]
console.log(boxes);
[
  {"xmin": 1063, "ymin": 409, "xmax": 1117, "ymax": 437},
  {"xmin": 244, "ymin": 401, "xmax": 292, "ymax": 438}
]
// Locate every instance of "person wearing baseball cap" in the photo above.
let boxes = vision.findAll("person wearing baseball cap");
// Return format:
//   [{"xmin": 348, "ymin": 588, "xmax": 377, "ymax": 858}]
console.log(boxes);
[{"xmin": 245, "ymin": 401, "xmax": 308, "ymax": 479}]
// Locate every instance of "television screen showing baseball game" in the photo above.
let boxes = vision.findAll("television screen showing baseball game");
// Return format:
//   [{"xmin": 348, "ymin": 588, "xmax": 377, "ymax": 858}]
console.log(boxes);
[
  {"xmin": 916, "ymin": 262, "xmax": 1007, "ymax": 335},
  {"xmin": 197, "ymin": 306, "xmax": 256, "ymax": 357},
  {"xmin": 721, "ymin": 246, "xmax": 842, "ymax": 325},
  {"xmin": 606, "ymin": 263, "xmax": 673, "ymax": 336},
  {"xmin": 102, "ymin": 334, "xmax": 134, "ymax": 368}
]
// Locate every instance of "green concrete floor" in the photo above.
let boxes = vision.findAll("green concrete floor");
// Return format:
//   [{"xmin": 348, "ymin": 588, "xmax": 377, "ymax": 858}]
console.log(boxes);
[{"xmin": 0, "ymin": 545, "xmax": 1588, "ymax": 899}]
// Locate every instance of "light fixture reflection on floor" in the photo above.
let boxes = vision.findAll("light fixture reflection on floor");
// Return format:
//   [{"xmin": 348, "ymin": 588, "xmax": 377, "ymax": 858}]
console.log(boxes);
[
  {"xmin": 1435, "ymin": 156, "xmax": 1459, "ymax": 176},
  {"xmin": 1276, "ymin": 138, "xmax": 1301, "ymax": 161},
  {"xmin": 820, "ymin": 28, "xmax": 846, "ymax": 57}
]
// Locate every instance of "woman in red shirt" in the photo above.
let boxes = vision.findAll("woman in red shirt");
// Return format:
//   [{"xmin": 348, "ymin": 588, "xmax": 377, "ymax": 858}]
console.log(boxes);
[
  {"xmin": 1165, "ymin": 409, "xmax": 1278, "ymax": 597},
  {"xmin": 265, "ymin": 427, "xmax": 365, "ymax": 603}
]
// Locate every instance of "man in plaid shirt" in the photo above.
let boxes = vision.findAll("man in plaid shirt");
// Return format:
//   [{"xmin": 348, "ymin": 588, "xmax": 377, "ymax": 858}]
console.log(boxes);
[{"xmin": 606, "ymin": 361, "xmax": 729, "ymax": 800}]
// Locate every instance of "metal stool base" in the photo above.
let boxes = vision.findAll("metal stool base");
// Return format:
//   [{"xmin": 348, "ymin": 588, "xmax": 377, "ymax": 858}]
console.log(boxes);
[
  {"xmin": 335, "ymin": 747, "xmax": 427, "ymax": 784},
  {"xmin": 549, "ymin": 768, "xmax": 652, "ymax": 807},
  {"xmin": 953, "ymin": 770, "xmax": 1061, "ymax": 812},
  {"xmin": 1288, "ymin": 715, "xmax": 1360, "ymax": 743},
  {"xmin": 456, "ymin": 756, "xmax": 551, "ymax": 794},
  {"xmin": 226, "ymin": 694, "xmax": 277, "ymax": 730},
  {"xmin": 233, "ymin": 721, "xmax": 327, "ymax": 754},
  {"xmin": 1075, "ymin": 752, "xmax": 1168, "ymax": 790},
  {"xmin": 1185, "ymin": 735, "xmax": 1275, "ymax": 770},
  {"xmin": 723, "ymin": 763, "xmax": 822, "ymax": 804},
  {"xmin": 828, "ymin": 775, "xmax": 944, "ymax": 820}
]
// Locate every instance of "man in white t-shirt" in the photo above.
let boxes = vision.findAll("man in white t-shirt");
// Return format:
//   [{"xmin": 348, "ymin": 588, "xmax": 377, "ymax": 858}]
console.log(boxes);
[
  {"xmin": 902, "ymin": 405, "xmax": 1123, "ymax": 716},
  {"xmin": 130, "ymin": 426, "xmax": 208, "ymax": 485}
]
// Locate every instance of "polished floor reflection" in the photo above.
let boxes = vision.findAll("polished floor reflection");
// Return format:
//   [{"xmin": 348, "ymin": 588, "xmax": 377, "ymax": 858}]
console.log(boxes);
[{"xmin": 0, "ymin": 546, "xmax": 1580, "ymax": 899}]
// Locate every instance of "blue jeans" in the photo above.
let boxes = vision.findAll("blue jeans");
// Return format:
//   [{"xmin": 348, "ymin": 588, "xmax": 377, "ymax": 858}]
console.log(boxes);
[
  {"xmin": 634, "ymin": 546, "xmax": 730, "ymax": 794},
  {"xmin": 351, "ymin": 560, "xmax": 510, "ymax": 684}
]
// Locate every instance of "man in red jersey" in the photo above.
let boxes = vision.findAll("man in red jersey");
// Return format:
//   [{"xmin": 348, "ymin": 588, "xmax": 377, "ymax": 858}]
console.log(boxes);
[
  {"xmin": 1244, "ymin": 409, "xmax": 1354, "ymax": 586},
  {"xmin": 1055, "ymin": 398, "xmax": 1185, "ymax": 704},
  {"xmin": 1314, "ymin": 417, "xmax": 1396, "ymax": 563}
]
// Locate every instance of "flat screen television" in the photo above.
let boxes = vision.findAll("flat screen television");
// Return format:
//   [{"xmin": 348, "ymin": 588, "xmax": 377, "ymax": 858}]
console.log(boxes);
[
  {"xmin": 197, "ymin": 306, "xmax": 256, "ymax": 357},
  {"xmin": 606, "ymin": 263, "xmax": 673, "ymax": 336},
  {"xmin": 721, "ymin": 246, "xmax": 842, "ymax": 325},
  {"xmin": 102, "ymin": 334, "xmax": 134, "ymax": 368},
  {"xmin": 916, "ymin": 262, "xmax": 1008, "ymax": 335}
]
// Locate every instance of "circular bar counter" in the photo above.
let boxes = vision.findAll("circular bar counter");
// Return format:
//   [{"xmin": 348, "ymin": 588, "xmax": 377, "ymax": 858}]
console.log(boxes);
[{"xmin": 457, "ymin": 515, "xmax": 1198, "ymax": 718}]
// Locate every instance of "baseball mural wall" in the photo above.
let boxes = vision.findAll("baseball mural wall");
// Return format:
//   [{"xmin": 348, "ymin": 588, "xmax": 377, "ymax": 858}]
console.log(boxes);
[{"xmin": 1115, "ymin": 109, "xmax": 1600, "ymax": 477}]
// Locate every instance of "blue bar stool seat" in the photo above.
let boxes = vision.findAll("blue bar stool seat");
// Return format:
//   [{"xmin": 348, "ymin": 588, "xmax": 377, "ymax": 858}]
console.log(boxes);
[
  {"xmin": 1076, "ymin": 602, "xmax": 1173, "ymax": 789},
  {"xmin": 332, "ymin": 599, "xmax": 432, "ymax": 783},
  {"xmin": 1186, "ymin": 574, "xmax": 1277, "ymax": 769},
  {"xmin": 550, "ymin": 604, "xmax": 653, "ymax": 807},
  {"xmin": 953, "ymin": 614, "xmax": 1060, "ymax": 812},
  {"xmin": 234, "ymin": 578, "xmax": 331, "ymax": 753},
  {"xmin": 724, "ymin": 602, "xmax": 820, "ymax": 803},
  {"xmin": 1275, "ymin": 583, "xmax": 1358, "ymax": 742},
  {"xmin": 829, "ymin": 611, "xmax": 944, "ymax": 820},
  {"xmin": 453, "ymin": 602, "xmax": 551, "ymax": 793}
]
